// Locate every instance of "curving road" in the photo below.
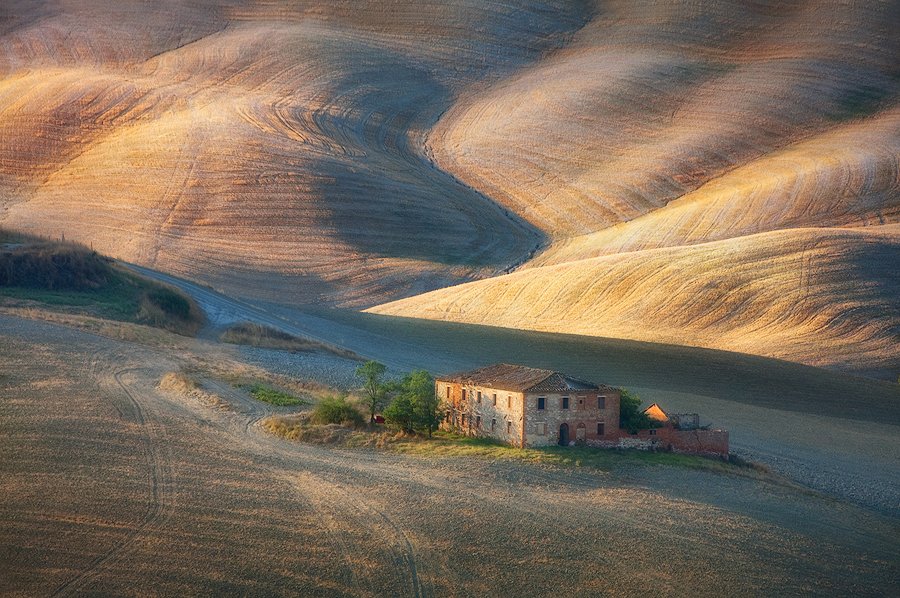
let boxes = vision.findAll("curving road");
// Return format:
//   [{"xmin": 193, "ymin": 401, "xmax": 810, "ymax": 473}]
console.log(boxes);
[{"xmin": 123, "ymin": 262, "xmax": 468, "ymax": 374}]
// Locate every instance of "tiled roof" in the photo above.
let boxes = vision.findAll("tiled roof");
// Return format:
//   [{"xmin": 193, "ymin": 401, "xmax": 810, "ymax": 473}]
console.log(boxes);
[
  {"xmin": 443, "ymin": 363, "xmax": 608, "ymax": 393},
  {"xmin": 642, "ymin": 403, "xmax": 670, "ymax": 422}
]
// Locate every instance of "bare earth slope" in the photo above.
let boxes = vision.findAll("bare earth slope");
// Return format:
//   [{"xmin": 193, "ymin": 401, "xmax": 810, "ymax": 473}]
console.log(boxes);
[
  {"xmin": 1, "ymin": 0, "xmax": 898, "ymax": 375},
  {"xmin": 372, "ymin": 225, "xmax": 900, "ymax": 377},
  {"xmin": 0, "ymin": 1, "xmax": 590, "ymax": 305},
  {"xmin": 373, "ymin": 0, "xmax": 900, "ymax": 377},
  {"xmin": 2, "ymin": 316, "xmax": 898, "ymax": 595},
  {"xmin": 429, "ymin": 0, "xmax": 899, "ymax": 236}
]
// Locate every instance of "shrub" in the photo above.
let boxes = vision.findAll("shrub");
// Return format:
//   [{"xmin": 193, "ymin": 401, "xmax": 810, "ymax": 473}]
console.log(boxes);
[
  {"xmin": 618, "ymin": 389, "xmax": 658, "ymax": 433},
  {"xmin": 311, "ymin": 395, "xmax": 364, "ymax": 427},
  {"xmin": 146, "ymin": 287, "xmax": 191, "ymax": 320},
  {"xmin": 0, "ymin": 244, "xmax": 110, "ymax": 290}
]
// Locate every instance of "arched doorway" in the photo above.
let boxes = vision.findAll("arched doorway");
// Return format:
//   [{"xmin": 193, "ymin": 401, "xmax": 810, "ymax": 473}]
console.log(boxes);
[{"xmin": 558, "ymin": 423, "xmax": 569, "ymax": 446}]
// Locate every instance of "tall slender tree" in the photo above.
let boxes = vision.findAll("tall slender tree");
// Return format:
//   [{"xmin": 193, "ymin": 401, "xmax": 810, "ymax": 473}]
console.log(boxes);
[{"xmin": 355, "ymin": 360, "xmax": 387, "ymax": 423}]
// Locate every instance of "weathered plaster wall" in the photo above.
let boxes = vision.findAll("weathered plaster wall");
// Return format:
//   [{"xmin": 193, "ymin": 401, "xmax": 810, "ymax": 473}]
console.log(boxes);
[{"xmin": 437, "ymin": 380, "xmax": 525, "ymax": 446}]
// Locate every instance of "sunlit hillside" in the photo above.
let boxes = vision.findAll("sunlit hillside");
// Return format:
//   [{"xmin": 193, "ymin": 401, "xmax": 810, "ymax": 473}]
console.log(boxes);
[
  {"xmin": 371, "ymin": 225, "xmax": 900, "ymax": 377},
  {"xmin": 373, "ymin": 0, "xmax": 900, "ymax": 378},
  {"xmin": 0, "ymin": 1, "xmax": 588, "ymax": 304},
  {"xmin": 1, "ymin": 0, "xmax": 898, "ymax": 376},
  {"xmin": 429, "ymin": 0, "xmax": 899, "ymax": 236}
]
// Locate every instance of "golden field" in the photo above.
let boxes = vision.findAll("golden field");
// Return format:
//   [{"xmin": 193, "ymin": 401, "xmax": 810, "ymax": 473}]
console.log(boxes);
[{"xmin": 1, "ymin": 0, "xmax": 897, "ymax": 376}]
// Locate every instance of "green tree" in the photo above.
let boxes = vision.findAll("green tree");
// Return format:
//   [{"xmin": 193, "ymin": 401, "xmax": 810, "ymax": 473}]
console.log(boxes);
[
  {"xmin": 405, "ymin": 370, "xmax": 441, "ymax": 438},
  {"xmin": 383, "ymin": 393, "xmax": 417, "ymax": 433},
  {"xmin": 618, "ymin": 388, "xmax": 655, "ymax": 433},
  {"xmin": 383, "ymin": 370, "xmax": 442, "ymax": 436},
  {"xmin": 355, "ymin": 360, "xmax": 387, "ymax": 423}
]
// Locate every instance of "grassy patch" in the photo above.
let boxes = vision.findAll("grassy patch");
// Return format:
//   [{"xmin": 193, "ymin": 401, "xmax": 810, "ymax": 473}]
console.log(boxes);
[
  {"xmin": 262, "ymin": 416, "xmax": 761, "ymax": 476},
  {"xmin": 220, "ymin": 321, "xmax": 361, "ymax": 360},
  {"xmin": 0, "ymin": 230, "xmax": 204, "ymax": 336},
  {"xmin": 247, "ymin": 383, "xmax": 309, "ymax": 407},
  {"xmin": 385, "ymin": 431, "xmax": 746, "ymax": 474}
]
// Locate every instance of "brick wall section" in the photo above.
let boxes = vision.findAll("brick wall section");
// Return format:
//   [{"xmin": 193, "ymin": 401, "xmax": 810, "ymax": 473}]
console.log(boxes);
[
  {"xmin": 437, "ymin": 379, "xmax": 621, "ymax": 448},
  {"xmin": 437, "ymin": 376, "xmax": 727, "ymax": 457},
  {"xmin": 522, "ymin": 390, "xmax": 620, "ymax": 447},
  {"xmin": 588, "ymin": 428, "xmax": 729, "ymax": 458}
]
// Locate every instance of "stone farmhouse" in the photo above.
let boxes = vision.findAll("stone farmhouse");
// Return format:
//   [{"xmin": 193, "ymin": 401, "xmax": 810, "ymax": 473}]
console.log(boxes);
[
  {"xmin": 436, "ymin": 364, "xmax": 729, "ymax": 457},
  {"xmin": 436, "ymin": 363, "xmax": 621, "ymax": 448}
]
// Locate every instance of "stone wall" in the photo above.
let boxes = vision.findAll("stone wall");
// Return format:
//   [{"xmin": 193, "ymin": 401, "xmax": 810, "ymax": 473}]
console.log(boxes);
[
  {"xmin": 436, "ymin": 380, "xmax": 526, "ymax": 446},
  {"xmin": 587, "ymin": 427, "xmax": 729, "ymax": 458}
]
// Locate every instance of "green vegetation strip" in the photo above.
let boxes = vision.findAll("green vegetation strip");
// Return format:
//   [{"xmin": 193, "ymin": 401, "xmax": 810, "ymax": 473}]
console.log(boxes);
[
  {"xmin": 0, "ymin": 230, "xmax": 204, "ymax": 336},
  {"xmin": 378, "ymin": 431, "xmax": 754, "ymax": 474},
  {"xmin": 247, "ymin": 384, "xmax": 308, "ymax": 407}
]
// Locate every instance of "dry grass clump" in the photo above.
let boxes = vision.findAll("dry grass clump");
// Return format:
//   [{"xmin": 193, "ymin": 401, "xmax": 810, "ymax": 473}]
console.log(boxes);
[
  {"xmin": 158, "ymin": 371, "xmax": 200, "ymax": 394},
  {"xmin": 136, "ymin": 284, "xmax": 205, "ymax": 337},
  {"xmin": 220, "ymin": 322, "xmax": 361, "ymax": 360},
  {"xmin": 158, "ymin": 371, "xmax": 230, "ymax": 411},
  {"xmin": 262, "ymin": 413, "xmax": 361, "ymax": 444}
]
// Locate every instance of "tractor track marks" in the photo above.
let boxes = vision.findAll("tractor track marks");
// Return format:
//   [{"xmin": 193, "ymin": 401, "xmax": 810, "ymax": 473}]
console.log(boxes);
[
  {"xmin": 288, "ymin": 472, "xmax": 428, "ymax": 598},
  {"xmin": 52, "ymin": 367, "xmax": 174, "ymax": 597}
]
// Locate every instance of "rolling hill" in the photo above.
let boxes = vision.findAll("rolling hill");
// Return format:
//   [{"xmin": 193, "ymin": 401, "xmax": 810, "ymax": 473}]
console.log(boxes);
[
  {"xmin": 0, "ymin": 1, "xmax": 587, "ymax": 304},
  {"xmin": 1, "ymin": 0, "xmax": 898, "ymax": 377}
]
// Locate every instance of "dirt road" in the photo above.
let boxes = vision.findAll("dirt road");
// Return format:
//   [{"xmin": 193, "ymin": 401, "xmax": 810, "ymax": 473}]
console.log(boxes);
[{"xmin": 1, "ymin": 315, "xmax": 898, "ymax": 595}]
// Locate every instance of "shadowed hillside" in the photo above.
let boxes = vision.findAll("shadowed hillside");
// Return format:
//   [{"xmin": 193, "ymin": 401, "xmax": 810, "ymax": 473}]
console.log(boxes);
[
  {"xmin": 371, "ymin": 226, "xmax": 900, "ymax": 378},
  {"xmin": 0, "ymin": 1, "xmax": 590, "ymax": 305},
  {"xmin": 429, "ymin": 0, "xmax": 899, "ymax": 236},
  {"xmin": 373, "ymin": 0, "xmax": 900, "ymax": 377},
  {"xmin": 1, "ymin": 0, "xmax": 898, "ymax": 376}
]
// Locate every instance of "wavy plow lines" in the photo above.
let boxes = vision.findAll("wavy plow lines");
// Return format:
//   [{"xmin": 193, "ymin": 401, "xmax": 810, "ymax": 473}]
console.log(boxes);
[
  {"xmin": 1, "ymin": 14, "xmax": 550, "ymax": 307},
  {"xmin": 52, "ymin": 367, "xmax": 174, "ymax": 597},
  {"xmin": 429, "ymin": 0, "xmax": 899, "ymax": 237},
  {"xmin": 370, "ymin": 226, "xmax": 900, "ymax": 376},
  {"xmin": 532, "ymin": 107, "xmax": 900, "ymax": 266}
]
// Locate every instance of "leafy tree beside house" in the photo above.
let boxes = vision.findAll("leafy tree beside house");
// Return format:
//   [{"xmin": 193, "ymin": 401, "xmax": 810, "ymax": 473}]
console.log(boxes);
[
  {"xmin": 618, "ymin": 388, "xmax": 658, "ymax": 433},
  {"xmin": 383, "ymin": 369, "xmax": 442, "ymax": 437},
  {"xmin": 355, "ymin": 360, "xmax": 388, "ymax": 423}
]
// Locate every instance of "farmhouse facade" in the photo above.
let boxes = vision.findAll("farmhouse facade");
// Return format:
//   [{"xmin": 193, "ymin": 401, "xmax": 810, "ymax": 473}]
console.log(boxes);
[
  {"xmin": 436, "ymin": 364, "xmax": 729, "ymax": 457},
  {"xmin": 436, "ymin": 363, "xmax": 621, "ymax": 448}
]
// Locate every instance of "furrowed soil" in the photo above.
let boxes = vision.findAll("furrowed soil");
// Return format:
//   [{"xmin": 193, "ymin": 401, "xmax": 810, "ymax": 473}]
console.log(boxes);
[{"xmin": 1, "ymin": 314, "xmax": 897, "ymax": 596}]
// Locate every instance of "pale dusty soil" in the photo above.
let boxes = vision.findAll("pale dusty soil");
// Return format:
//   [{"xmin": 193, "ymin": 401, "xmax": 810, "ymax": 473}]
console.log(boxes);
[
  {"xmin": 634, "ymin": 388, "xmax": 900, "ymax": 517},
  {"xmin": 1, "ymin": 314, "xmax": 898, "ymax": 596}
]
